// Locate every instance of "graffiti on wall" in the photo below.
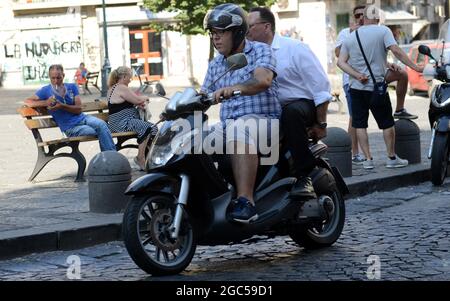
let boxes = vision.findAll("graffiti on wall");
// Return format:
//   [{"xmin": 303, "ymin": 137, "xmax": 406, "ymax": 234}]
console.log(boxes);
[{"xmin": 2, "ymin": 29, "xmax": 83, "ymax": 84}]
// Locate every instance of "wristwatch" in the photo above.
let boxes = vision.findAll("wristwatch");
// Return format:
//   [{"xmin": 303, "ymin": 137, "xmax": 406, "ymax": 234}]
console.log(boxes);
[{"xmin": 318, "ymin": 122, "xmax": 327, "ymax": 129}]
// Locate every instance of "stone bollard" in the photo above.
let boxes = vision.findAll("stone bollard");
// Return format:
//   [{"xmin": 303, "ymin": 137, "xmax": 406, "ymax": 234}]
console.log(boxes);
[
  {"xmin": 321, "ymin": 127, "xmax": 352, "ymax": 177},
  {"xmin": 394, "ymin": 119, "xmax": 421, "ymax": 164},
  {"xmin": 87, "ymin": 151, "xmax": 132, "ymax": 213}
]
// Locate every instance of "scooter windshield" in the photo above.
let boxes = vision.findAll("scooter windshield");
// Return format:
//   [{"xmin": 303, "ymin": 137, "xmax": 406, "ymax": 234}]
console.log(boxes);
[{"xmin": 435, "ymin": 19, "xmax": 450, "ymax": 65}]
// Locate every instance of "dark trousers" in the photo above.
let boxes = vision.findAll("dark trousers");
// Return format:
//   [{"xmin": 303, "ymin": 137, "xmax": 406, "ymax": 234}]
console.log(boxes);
[{"xmin": 280, "ymin": 100, "xmax": 317, "ymax": 178}]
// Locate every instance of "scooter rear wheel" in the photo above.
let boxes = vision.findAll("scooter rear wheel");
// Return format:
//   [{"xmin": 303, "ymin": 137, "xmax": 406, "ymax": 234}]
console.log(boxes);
[
  {"xmin": 122, "ymin": 194, "xmax": 197, "ymax": 276},
  {"xmin": 431, "ymin": 133, "xmax": 449, "ymax": 186},
  {"xmin": 289, "ymin": 186, "xmax": 345, "ymax": 249}
]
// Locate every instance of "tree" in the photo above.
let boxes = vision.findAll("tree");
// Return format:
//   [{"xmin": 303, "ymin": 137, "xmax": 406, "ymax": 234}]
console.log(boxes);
[{"xmin": 144, "ymin": 0, "xmax": 276, "ymax": 60}]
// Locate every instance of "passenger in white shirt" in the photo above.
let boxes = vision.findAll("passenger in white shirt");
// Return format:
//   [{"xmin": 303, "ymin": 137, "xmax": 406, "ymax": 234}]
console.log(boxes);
[{"xmin": 247, "ymin": 7, "xmax": 332, "ymax": 198}]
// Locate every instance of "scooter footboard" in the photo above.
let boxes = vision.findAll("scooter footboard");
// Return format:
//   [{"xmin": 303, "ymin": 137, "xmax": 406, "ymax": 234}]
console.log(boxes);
[{"xmin": 198, "ymin": 178, "xmax": 300, "ymax": 245}]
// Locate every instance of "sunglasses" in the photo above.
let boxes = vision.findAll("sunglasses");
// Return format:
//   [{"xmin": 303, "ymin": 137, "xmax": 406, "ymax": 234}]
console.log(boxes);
[{"xmin": 209, "ymin": 30, "xmax": 226, "ymax": 39}]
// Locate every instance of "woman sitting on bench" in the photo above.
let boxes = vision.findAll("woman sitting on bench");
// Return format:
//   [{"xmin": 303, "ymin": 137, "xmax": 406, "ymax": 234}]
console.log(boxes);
[{"xmin": 107, "ymin": 66, "xmax": 158, "ymax": 171}]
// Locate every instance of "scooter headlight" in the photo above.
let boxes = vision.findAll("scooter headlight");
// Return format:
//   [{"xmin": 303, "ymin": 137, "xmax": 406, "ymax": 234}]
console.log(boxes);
[
  {"xmin": 147, "ymin": 121, "xmax": 200, "ymax": 170},
  {"xmin": 147, "ymin": 131, "xmax": 176, "ymax": 169}
]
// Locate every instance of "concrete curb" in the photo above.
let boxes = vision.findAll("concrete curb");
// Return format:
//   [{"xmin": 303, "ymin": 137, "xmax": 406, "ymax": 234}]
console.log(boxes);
[
  {"xmin": 0, "ymin": 219, "xmax": 122, "ymax": 260},
  {"xmin": 0, "ymin": 165, "xmax": 432, "ymax": 260},
  {"xmin": 345, "ymin": 165, "xmax": 431, "ymax": 198}
]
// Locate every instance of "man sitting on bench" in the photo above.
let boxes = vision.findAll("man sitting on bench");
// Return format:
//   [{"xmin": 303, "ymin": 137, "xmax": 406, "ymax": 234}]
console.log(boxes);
[{"xmin": 24, "ymin": 64, "xmax": 116, "ymax": 152}]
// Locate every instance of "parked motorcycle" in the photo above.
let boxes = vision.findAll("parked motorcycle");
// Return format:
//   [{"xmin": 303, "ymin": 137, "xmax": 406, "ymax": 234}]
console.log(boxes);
[
  {"xmin": 419, "ymin": 19, "xmax": 450, "ymax": 185},
  {"xmin": 121, "ymin": 53, "xmax": 349, "ymax": 276}
]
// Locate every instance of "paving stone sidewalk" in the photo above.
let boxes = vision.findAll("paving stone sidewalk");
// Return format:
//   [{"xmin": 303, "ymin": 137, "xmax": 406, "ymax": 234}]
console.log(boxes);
[{"xmin": 0, "ymin": 86, "xmax": 435, "ymax": 259}]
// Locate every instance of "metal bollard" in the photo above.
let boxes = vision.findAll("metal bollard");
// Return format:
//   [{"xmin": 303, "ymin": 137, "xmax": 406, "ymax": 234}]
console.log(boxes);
[
  {"xmin": 321, "ymin": 127, "xmax": 352, "ymax": 177},
  {"xmin": 394, "ymin": 119, "xmax": 421, "ymax": 164},
  {"xmin": 87, "ymin": 151, "xmax": 131, "ymax": 213}
]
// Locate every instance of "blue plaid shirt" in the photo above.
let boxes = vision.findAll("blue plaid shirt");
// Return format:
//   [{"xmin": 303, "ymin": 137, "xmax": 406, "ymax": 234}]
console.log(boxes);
[{"xmin": 201, "ymin": 40, "xmax": 280, "ymax": 123}]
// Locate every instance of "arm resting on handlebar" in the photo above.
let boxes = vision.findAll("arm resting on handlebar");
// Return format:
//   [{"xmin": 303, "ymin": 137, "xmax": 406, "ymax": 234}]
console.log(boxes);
[
  {"xmin": 213, "ymin": 67, "xmax": 274, "ymax": 103},
  {"xmin": 389, "ymin": 45, "xmax": 423, "ymax": 73}
]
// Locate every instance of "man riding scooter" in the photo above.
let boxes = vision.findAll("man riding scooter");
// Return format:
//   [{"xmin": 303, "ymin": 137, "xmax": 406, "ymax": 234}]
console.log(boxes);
[
  {"xmin": 121, "ymin": 5, "xmax": 349, "ymax": 276},
  {"xmin": 201, "ymin": 3, "xmax": 281, "ymax": 223}
]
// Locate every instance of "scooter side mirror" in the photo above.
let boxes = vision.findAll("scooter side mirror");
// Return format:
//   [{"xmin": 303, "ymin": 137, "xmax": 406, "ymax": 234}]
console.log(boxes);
[
  {"xmin": 226, "ymin": 53, "xmax": 248, "ymax": 71},
  {"xmin": 205, "ymin": 53, "xmax": 248, "ymax": 91},
  {"xmin": 418, "ymin": 45, "xmax": 432, "ymax": 56},
  {"xmin": 418, "ymin": 45, "xmax": 438, "ymax": 63}
]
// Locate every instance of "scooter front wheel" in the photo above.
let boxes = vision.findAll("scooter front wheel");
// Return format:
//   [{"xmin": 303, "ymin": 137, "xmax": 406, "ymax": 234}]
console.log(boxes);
[
  {"xmin": 122, "ymin": 194, "xmax": 196, "ymax": 276},
  {"xmin": 431, "ymin": 132, "xmax": 449, "ymax": 186}
]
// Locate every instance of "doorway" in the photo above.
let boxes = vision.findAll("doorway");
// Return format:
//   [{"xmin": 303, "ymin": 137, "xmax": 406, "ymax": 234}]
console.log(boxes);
[{"xmin": 129, "ymin": 29, "xmax": 163, "ymax": 81}]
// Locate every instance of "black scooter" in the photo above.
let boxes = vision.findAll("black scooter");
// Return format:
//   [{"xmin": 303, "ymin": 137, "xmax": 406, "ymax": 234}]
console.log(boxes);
[
  {"xmin": 122, "ymin": 53, "xmax": 349, "ymax": 276},
  {"xmin": 418, "ymin": 43, "xmax": 450, "ymax": 185}
]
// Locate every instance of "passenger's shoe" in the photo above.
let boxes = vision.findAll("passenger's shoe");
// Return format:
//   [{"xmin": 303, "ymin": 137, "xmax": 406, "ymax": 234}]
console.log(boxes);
[
  {"xmin": 352, "ymin": 154, "xmax": 365, "ymax": 165},
  {"xmin": 393, "ymin": 109, "xmax": 418, "ymax": 120},
  {"xmin": 290, "ymin": 176, "xmax": 317, "ymax": 199},
  {"xmin": 229, "ymin": 197, "xmax": 258, "ymax": 223},
  {"xmin": 386, "ymin": 155, "xmax": 408, "ymax": 168},
  {"xmin": 363, "ymin": 158, "xmax": 375, "ymax": 170}
]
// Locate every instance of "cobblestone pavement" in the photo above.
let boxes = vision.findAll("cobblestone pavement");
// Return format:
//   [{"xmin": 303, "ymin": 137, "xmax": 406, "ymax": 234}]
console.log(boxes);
[{"xmin": 0, "ymin": 180, "xmax": 449, "ymax": 281}]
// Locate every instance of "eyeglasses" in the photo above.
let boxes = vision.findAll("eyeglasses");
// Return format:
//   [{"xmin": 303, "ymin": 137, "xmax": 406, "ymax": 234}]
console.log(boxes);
[
  {"xmin": 209, "ymin": 30, "xmax": 226, "ymax": 39},
  {"xmin": 248, "ymin": 22, "xmax": 268, "ymax": 29},
  {"xmin": 354, "ymin": 13, "xmax": 363, "ymax": 19}
]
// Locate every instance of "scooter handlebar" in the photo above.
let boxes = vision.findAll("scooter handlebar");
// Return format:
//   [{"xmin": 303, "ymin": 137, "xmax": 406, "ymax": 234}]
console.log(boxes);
[{"xmin": 204, "ymin": 90, "xmax": 242, "ymax": 105}]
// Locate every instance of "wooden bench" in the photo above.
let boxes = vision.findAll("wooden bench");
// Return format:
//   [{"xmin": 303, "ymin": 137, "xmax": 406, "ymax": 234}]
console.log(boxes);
[
  {"xmin": 83, "ymin": 72, "xmax": 101, "ymax": 95},
  {"xmin": 17, "ymin": 101, "xmax": 138, "ymax": 182}
]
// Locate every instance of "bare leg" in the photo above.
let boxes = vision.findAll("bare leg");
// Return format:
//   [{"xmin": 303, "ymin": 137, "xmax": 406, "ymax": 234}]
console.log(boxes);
[
  {"xmin": 230, "ymin": 142, "xmax": 258, "ymax": 205},
  {"xmin": 382, "ymin": 126, "xmax": 396, "ymax": 157},
  {"xmin": 356, "ymin": 128, "xmax": 372, "ymax": 160},
  {"xmin": 385, "ymin": 68, "xmax": 408, "ymax": 112},
  {"xmin": 348, "ymin": 116, "xmax": 359, "ymax": 156},
  {"xmin": 136, "ymin": 135, "xmax": 150, "ymax": 169}
]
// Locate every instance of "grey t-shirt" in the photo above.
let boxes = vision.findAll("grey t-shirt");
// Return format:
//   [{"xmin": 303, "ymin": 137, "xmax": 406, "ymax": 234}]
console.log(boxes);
[{"xmin": 341, "ymin": 25, "xmax": 397, "ymax": 91}]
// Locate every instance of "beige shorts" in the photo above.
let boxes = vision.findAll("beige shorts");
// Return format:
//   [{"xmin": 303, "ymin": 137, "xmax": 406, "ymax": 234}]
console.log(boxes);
[{"xmin": 205, "ymin": 114, "xmax": 278, "ymax": 154}]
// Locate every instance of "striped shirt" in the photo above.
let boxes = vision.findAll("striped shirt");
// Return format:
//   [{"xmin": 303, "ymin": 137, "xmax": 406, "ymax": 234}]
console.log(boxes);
[{"xmin": 201, "ymin": 39, "xmax": 280, "ymax": 122}]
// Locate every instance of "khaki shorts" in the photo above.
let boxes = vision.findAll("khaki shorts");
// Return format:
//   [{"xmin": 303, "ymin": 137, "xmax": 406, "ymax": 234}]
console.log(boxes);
[{"xmin": 205, "ymin": 114, "xmax": 278, "ymax": 154}]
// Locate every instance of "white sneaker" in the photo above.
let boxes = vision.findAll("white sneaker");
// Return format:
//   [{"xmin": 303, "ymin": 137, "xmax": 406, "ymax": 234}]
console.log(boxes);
[
  {"xmin": 352, "ymin": 154, "xmax": 365, "ymax": 165},
  {"xmin": 363, "ymin": 158, "xmax": 374, "ymax": 169},
  {"xmin": 386, "ymin": 155, "xmax": 408, "ymax": 168}
]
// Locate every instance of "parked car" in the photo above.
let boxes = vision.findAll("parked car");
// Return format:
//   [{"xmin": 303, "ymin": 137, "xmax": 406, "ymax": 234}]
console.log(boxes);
[
  {"xmin": 387, "ymin": 43, "xmax": 412, "ymax": 89},
  {"xmin": 405, "ymin": 40, "xmax": 450, "ymax": 97}
]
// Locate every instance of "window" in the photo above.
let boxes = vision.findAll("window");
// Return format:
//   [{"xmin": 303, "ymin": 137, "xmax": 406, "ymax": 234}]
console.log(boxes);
[
  {"xmin": 130, "ymin": 33, "xmax": 143, "ymax": 53},
  {"xmin": 336, "ymin": 13, "xmax": 349, "ymax": 36}
]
